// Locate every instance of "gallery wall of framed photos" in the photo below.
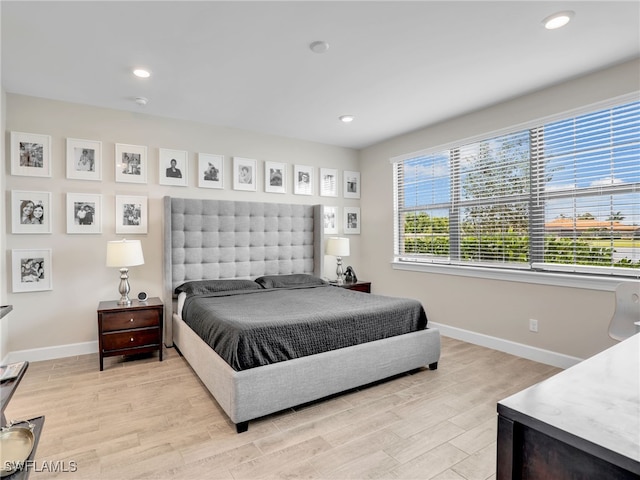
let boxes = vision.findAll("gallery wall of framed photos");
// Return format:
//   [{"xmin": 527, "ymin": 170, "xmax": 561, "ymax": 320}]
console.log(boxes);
[
  {"xmin": 3, "ymin": 93, "xmax": 362, "ymax": 357},
  {"xmin": 9, "ymin": 133, "xmax": 363, "ymax": 241}
]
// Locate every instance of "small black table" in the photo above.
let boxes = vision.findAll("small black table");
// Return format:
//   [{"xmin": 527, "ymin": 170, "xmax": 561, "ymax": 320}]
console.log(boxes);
[
  {"xmin": 1, "ymin": 362, "xmax": 45, "ymax": 479},
  {"xmin": 1, "ymin": 361, "xmax": 29, "ymax": 425}
]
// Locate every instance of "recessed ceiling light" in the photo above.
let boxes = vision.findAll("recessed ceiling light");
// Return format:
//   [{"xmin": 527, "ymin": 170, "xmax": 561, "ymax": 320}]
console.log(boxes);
[
  {"xmin": 310, "ymin": 41, "xmax": 329, "ymax": 54},
  {"xmin": 133, "ymin": 68, "xmax": 151, "ymax": 78},
  {"xmin": 135, "ymin": 97, "xmax": 148, "ymax": 106},
  {"xmin": 339, "ymin": 115, "xmax": 354, "ymax": 123},
  {"xmin": 542, "ymin": 11, "xmax": 574, "ymax": 30}
]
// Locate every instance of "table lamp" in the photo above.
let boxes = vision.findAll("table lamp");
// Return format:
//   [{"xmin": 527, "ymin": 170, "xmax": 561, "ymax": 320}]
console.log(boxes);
[
  {"xmin": 326, "ymin": 237, "xmax": 350, "ymax": 285},
  {"xmin": 106, "ymin": 239, "xmax": 145, "ymax": 305}
]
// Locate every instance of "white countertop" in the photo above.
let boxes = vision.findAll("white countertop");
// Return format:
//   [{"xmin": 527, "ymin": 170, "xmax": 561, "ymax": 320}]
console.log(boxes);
[{"xmin": 499, "ymin": 333, "xmax": 640, "ymax": 464}]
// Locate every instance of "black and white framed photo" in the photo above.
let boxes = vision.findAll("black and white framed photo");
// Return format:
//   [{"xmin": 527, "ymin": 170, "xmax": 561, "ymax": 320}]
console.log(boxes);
[
  {"xmin": 66, "ymin": 138, "xmax": 102, "ymax": 181},
  {"xmin": 344, "ymin": 171, "xmax": 361, "ymax": 199},
  {"xmin": 11, "ymin": 190, "xmax": 52, "ymax": 234},
  {"xmin": 160, "ymin": 148, "xmax": 188, "ymax": 186},
  {"xmin": 265, "ymin": 161, "xmax": 286, "ymax": 194},
  {"xmin": 115, "ymin": 143, "xmax": 147, "ymax": 184},
  {"xmin": 115, "ymin": 195, "xmax": 148, "ymax": 234},
  {"xmin": 294, "ymin": 165, "xmax": 314, "ymax": 195},
  {"xmin": 344, "ymin": 206, "xmax": 361, "ymax": 234},
  {"xmin": 323, "ymin": 206, "xmax": 338, "ymax": 234},
  {"xmin": 233, "ymin": 157, "xmax": 257, "ymax": 191},
  {"xmin": 320, "ymin": 168, "xmax": 338, "ymax": 197},
  {"xmin": 11, "ymin": 131, "xmax": 51, "ymax": 177},
  {"xmin": 198, "ymin": 153, "xmax": 224, "ymax": 189},
  {"xmin": 12, "ymin": 249, "xmax": 52, "ymax": 293},
  {"xmin": 67, "ymin": 193, "xmax": 102, "ymax": 234}
]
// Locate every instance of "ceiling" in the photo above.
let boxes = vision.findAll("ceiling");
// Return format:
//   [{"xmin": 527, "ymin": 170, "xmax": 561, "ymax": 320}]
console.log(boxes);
[{"xmin": 2, "ymin": 1, "xmax": 639, "ymax": 150}]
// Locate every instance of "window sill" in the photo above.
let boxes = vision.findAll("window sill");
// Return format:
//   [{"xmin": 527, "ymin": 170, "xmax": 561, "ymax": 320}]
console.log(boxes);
[{"xmin": 391, "ymin": 261, "xmax": 633, "ymax": 291}]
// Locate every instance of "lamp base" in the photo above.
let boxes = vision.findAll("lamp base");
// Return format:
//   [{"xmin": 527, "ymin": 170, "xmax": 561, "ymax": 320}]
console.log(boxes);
[
  {"xmin": 335, "ymin": 256, "xmax": 344, "ymax": 285},
  {"xmin": 117, "ymin": 268, "xmax": 132, "ymax": 305}
]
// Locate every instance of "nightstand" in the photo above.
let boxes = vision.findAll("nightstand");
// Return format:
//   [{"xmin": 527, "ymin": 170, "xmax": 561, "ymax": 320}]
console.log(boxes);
[
  {"xmin": 97, "ymin": 297, "xmax": 163, "ymax": 371},
  {"xmin": 334, "ymin": 281, "xmax": 371, "ymax": 293}
]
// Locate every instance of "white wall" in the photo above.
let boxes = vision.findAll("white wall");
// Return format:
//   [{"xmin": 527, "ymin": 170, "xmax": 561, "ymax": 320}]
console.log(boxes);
[
  {"xmin": 359, "ymin": 59, "xmax": 640, "ymax": 363},
  {"xmin": 3, "ymin": 94, "xmax": 360, "ymax": 360},
  {"xmin": 4, "ymin": 60, "xmax": 638, "ymax": 365}
]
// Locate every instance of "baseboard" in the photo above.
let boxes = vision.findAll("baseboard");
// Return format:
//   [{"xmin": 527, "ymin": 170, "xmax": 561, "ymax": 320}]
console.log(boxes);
[
  {"xmin": 2, "ymin": 327, "xmax": 582, "ymax": 369},
  {"xmin": 2, "ymin": 341, "xmax": 98, "ymax": 364},
  {"xmin": 430, "ymin": 322, "xmax": 583, "ymax": 369}
]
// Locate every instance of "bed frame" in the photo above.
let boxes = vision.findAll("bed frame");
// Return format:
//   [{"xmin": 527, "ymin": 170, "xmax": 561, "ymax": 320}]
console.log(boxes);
[{"xmin": 163, "ymin": 196, "xmax": 441, "ymax": 432}]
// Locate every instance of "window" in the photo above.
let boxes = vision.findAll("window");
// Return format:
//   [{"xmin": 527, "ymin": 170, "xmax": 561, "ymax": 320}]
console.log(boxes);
[{"xmin": 393, "ymin": 99, "xmax": 640, "ymax": 279}]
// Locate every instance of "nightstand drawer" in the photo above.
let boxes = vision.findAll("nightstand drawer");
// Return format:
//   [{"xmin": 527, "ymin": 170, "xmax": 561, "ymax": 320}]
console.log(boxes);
[
  {"xmin": 101, "ymin": 309, "xmax": 160, "ymax": 332},
  {"xmin": 101, "ymin": 328, "xmax": 160, "ymax": 351},
  {"xmin": 344, "ymin": 282, "xmax": 371, "ymax": 293},
  {"xmin": 335, "ymin": 281, "xmax": 371, "ymax": 293}
]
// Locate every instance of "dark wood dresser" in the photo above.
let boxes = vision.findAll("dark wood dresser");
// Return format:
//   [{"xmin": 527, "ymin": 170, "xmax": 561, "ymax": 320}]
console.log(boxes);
[
  {"xmin": 97, "ymin": 297, "xmax": 163, "ymax": 371},
  {"xmin": 497, "ymin": 334, "xmax": 640, "ymax": 479}
]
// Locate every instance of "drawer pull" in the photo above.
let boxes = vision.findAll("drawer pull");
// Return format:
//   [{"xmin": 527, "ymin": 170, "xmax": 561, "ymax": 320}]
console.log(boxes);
[
  {"xmin": 130, "ymin": 318, "xmax": 134, "ymax": 322},
  {"xmin": 130, "ymin": 337, "xmax": 134, "ymax": 342}
]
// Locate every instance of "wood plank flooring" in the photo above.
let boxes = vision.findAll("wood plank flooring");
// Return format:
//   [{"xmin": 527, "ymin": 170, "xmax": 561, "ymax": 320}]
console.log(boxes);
[{"xmin": 5, "ymin": 337, "xmax": 561, "ymax": 479}]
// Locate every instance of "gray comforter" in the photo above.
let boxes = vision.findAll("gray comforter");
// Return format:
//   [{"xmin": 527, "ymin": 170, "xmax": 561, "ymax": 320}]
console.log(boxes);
[{"xmin": 181, "ymin": 285, "xmax": 428, "ymax": 371}]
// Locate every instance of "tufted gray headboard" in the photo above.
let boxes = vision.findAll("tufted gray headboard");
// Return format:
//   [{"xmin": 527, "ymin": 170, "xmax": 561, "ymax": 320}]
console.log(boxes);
[{"xmin": 162, "ymin": 196, "xmax": 324, "ymax": 344}]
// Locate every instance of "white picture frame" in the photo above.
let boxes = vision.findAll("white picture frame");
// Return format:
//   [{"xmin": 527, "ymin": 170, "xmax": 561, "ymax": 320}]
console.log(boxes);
[
  {"xmin": 115, "ymin": 195, "xmax": 148, "ymax": 234},
  {"xmin": 344, "ymin": 206, "xmax": 361, "ymax": 234},
  {"xmin": 294, "ymin": 165, "xmax": 314, "ymax": 195},
  {"xmin": 67, "ymin": 193, "xmax": 102, "ymax": 234},
  {"xmin": 344, "ymin": 170, "xmax": 361, "ymax": 199},
  {"xmin": 320, "ymin": 168, "xmax": 338, "ymax": 197},
  {"xmin": 198, "ymin": 153, "xmax": 224, "ymax": 189},
  {"xmin": 233, "ymin": 157, "xmax": 257, "ymax": 191},
  {"xmin": 115, "ymin": 143, "xmax": 147, "ymax": 184},
  {"xmin": 265, "ymin": 161, "xmax": 286, "ymax": 194},
  {"xmin": 11, "ymin": 190, "xmax": 52, "ymax": 234},
  {"xmin": 11, "ymin": 131, "xmax": 52, "ymax": 177},
  {"xmin": 159, "ymin": 148, "xmax": 188, "ymax": 186},
  {"xmin": 66, "ymin": 138, "xmax": 102, "ymax": 181},
  {"xmin": 323, "ymin": 206, "xmax": 338, "ymax": 234},
  {"xmin": 12, "ymin": 249, "xmax": 53, "ymax": 293}
]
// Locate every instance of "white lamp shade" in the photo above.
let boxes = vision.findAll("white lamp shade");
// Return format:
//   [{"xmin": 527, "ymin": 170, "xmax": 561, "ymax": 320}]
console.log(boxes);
[
  {"xmin": 326, "ymin": 237, "xmax": 350, "ymax": 257},
  {"xmin": 106, "ymin": 239, "xmax": 145, "ymax": 267}
]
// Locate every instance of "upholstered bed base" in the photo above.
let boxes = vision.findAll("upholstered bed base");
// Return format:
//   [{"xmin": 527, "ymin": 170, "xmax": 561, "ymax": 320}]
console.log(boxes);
[
  {"xmin": 173, "ymin": 311, "xmax": 440, "ymax": 432},
  {"xmin": 163, "ymin": 196, "xmax": 441, "ymax": 432}
]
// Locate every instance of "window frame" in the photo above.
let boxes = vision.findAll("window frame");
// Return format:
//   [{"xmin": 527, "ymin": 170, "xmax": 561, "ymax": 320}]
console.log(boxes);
[{"xmin": 391, "ymin": 94, "xmax": 640, "ymax": 288}]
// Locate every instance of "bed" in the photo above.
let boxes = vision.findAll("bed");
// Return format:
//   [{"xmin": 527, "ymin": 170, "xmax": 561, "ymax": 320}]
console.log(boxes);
[{"xmin": 163, "ymin": 197, "xmax": 441, "ymax": 432}]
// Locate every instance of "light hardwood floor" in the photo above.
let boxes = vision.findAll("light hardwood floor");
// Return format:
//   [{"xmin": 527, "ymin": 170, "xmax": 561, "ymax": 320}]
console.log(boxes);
[{"xmin": 5, "ymin": 337, "xmax": 560, "ymax": 480}]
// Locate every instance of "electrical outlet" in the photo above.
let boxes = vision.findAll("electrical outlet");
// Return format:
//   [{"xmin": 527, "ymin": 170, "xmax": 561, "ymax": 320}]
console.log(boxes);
[{"xmin": 529, "ymin": 318, "xmax": 539, "ymax": 333}]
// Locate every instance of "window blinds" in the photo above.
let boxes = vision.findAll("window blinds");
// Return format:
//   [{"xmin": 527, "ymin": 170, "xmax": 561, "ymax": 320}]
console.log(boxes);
[
  {"xmin": 534, "ymin": 101, "xmax": 640, "ymax": 273},
  {"xmin": 394, "ymin": 99, "xmax": 640, "ymax": 277}
]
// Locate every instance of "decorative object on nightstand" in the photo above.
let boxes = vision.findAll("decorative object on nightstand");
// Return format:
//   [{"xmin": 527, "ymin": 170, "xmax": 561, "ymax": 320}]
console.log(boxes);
[
  {"xmin": 97, "ymin": 297, "xmax": 163, "ymax": 371},
  {"xmin": 106, "ymin": 239, "xmax": 144, "ymax": 306},
  {"xmin": 344, "ymin": 266, "xmax": 357, "ymax": 283},
  {"xmin": 326, "ymin": 237, "xmax": 350, "ymax": 285}
]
